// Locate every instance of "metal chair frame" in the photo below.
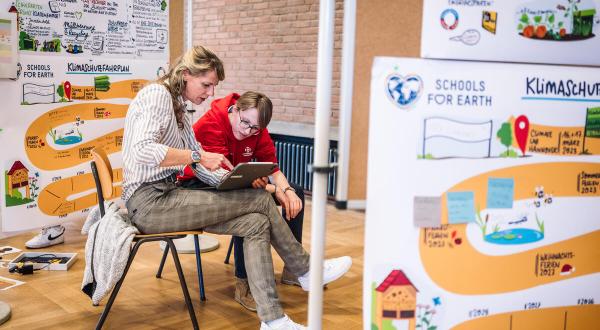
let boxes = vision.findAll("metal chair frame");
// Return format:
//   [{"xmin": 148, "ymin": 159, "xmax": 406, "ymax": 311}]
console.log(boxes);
[
  {"xmin": 90, "ymin": 154, "xmax": 204, "ymax": 330},
  {"xmin": 224, "ymin": 238, "xmax": 234, "ymax": 264}
]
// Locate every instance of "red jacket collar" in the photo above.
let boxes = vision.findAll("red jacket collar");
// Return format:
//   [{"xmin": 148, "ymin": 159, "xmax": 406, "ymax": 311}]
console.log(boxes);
[{"xmin": 211, "ymin": 93, "xmax": 240, "ymax": 112}]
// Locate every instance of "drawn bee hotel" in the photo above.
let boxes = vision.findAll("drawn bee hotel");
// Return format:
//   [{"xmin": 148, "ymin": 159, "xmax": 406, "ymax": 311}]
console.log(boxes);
[
  {"xmin": 6, "ymin": 161, "xmax": 30, "ymax": 199},
  {"xmin": 375, "ymin": 270, "xmax": 418, "ymax": 330}
]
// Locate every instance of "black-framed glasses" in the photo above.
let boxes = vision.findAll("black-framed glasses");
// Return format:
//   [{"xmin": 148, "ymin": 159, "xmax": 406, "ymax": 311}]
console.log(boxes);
[{"xmin": 237, "ymin": 108, "xmax": 261, "ymax": 135}]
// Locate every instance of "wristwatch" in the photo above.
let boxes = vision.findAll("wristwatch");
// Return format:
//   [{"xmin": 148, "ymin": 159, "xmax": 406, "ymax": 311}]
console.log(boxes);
[
  {"xmin": 282, "ymin": 186, "xmax": 296, "ymax": 194},
  {"xmin": 190, "ymin": 150, "xmax": 202, "ymax": 163}
]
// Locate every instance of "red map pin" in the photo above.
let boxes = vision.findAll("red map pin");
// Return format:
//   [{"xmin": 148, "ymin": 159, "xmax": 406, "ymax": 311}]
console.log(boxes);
[
  {"xmin": 64, "ymin": 81, "xmax": 71, "ymax": 100},
  {"xmin": 514, "ymin": 115, "xmax": 529, "ymax": 156}
]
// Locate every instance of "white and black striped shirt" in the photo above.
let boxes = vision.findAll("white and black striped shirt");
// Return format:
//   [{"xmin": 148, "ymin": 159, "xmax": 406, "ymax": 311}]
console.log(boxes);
[{"xmin": 122, "ymin": 83, "xmax": 226, "ymax": 201}]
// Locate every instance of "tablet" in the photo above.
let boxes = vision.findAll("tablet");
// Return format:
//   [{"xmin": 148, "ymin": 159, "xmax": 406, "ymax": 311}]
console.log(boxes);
[{"xmin": 216, "ymin": 162, "xmax": 278, "ymax": 191}]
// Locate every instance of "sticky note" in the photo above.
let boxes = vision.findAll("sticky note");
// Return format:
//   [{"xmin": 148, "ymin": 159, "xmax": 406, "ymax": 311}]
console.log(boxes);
[
  {"xmin": 413, "ymin": 196, "xmax": 442, "ymax": 228},
  {"xmin": 487, "ymin": 178, "xmax": 514, "ymax": 209},
  {"xmin": 447, "ymin": 191, "xmax": 475, "ymax": 223}
]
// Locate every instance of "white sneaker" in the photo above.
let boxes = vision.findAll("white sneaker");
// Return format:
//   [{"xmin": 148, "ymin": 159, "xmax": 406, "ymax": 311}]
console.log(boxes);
[
  {"xmin": 297, "ymin": 256, "xmax": 352, "ymax": 291},
  {"xmin": 25, "ymin": 225, "xmax": 65, "ymax": 249},
  {"xmin": 260, "ymin": 315, "xmax": 306, "ymax": 330}
]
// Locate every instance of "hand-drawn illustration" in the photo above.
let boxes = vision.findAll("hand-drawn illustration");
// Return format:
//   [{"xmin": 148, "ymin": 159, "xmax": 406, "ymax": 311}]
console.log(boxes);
[
  {"xmin": 517, "ymin": 0, "xmax": 598, "ymax": 41},
  {"xmin": 5, "ymin": 161, "xmax": 40, "ymax": 207},
  {"xmin": 449, "ymin": 29, "xmax": 481, "ymax": 46},
  {"xmin": 420, "ymin": 117, "xmax": 493, "ymax": 159},
  {"xmin": 371, "ymin": 270, "xmax": 440, "ymax": 330},
  {"xmin": 14, "ymin": 0, "xmax": 169, "ymax": 58},
  {"xmin": 386, "ymin": 74, "xmax": 423, "ymax": 108}
]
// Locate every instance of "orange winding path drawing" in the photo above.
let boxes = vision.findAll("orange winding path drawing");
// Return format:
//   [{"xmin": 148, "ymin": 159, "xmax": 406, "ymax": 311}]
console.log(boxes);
[
  {"xmin": 26, "ymin": 80, "xmax": 145, "ymax": 216},
  {"xmin": 37, "ymin": 169, "xmax": 122, "ymax": 216},
  {"xmin": 508, "ymin": 117, "xmax": 600, "ymax": 156},
  {"xmin": 453, "ymin": 305, "xmax": 600, "ymax": 330},
  {"xmin": 69, "ymin": 79, "xmax": 147, "ymax": 101},
  {"xmin": 25, "ymin": 102, "xmax": 127, "ymax": 170},
  {"xmin": 419, "ymin": 162, "xmax": 600, "ymax": 295}
]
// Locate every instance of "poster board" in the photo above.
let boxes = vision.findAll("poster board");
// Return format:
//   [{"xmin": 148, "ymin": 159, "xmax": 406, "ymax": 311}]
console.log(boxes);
[
  {"xmin": 421, "ymin": 0, "xmax": 600, "ymax": 66},
  {"xmin": 347, "ymin": 0, "xmax": 423, "ymax": 203},
  {"xmin": 363, "ymin": 56, "xmax": 600, "ymax": 329},
  {"xmin": 0, "ymin": 0, "xmax": 169, "ymax": 232}
]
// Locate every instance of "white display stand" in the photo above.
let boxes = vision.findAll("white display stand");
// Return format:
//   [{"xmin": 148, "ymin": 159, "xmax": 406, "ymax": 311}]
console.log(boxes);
[
  {"xmin": 0, "ymin": 301, "xmax": 10, "ymax": 325},
  {"xmin": 363, "ymin": 56, "xmax": 600, "ymax": 330}
]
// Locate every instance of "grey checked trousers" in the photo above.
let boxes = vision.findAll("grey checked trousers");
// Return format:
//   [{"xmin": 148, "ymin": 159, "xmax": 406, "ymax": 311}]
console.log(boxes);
[{"xmin": 125, "ymin": 181, "xmax": 311, "ymax": 321}]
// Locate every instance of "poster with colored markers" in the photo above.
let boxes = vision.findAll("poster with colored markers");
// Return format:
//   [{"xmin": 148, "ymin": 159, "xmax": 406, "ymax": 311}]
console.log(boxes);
[
  {"xmin": 0, "ymin": 0, "xmax": 169, "ymax": 232},
  {"xmin": 363, "ymin": 57, "xmax": 600, "ymax": 330},
  {"xmin": 421, "ymin": 0, "xmax": 600, "ymax": 66},
  {"xmin": 9, "ymin": 0, "xmax": 169, "ymax": 59},
  {"xmin": 1, "ymin": 56, "xmax": 166, "ymax": 231}
]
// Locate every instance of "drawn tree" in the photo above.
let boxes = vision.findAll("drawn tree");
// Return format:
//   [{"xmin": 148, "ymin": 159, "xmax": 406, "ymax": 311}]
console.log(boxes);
[
  {"xmin": 497, "ymin": 122, "xmax": 513, "ymax": 155},
  {"xmin": 57, "ymin": 83, "xmax": 65, "ymax": 100}
]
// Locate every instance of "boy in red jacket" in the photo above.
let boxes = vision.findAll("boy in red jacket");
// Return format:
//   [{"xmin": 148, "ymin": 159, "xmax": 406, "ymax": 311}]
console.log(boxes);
[{"xmin": 180, "ymin": 91, "xmax": 305, "ymax": 312}]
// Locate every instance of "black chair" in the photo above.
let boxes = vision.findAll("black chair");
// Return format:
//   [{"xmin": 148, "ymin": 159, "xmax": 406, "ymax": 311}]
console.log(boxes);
[{"xmin": 90, "ymin": 147, "xmax": 204, "ymax": 329}]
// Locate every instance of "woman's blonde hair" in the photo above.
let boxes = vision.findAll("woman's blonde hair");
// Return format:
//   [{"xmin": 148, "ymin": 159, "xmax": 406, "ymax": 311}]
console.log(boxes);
[
  {"xmin": 236, "ymin": 91, "xmax": 273, "ymax": 129},
  {"xmin": 158, "ymin": 45, "xmax": 225, "ymax": 128}
]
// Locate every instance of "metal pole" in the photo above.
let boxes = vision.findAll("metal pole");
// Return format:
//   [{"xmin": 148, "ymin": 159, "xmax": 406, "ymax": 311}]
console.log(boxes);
[
  {"xmin": 186, "ymin": 0, "xmax": 193, "ymax": 50},
  {"xmin": 335, "ymin": 0, "xmax": 357, "ymax": 209},
  {"xmin": 308, "ymin": 0, "xmax": 335, "ymax": 329}
]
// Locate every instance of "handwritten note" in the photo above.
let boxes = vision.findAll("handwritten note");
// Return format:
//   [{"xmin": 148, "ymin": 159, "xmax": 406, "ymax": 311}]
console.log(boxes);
[
  {"xmin": 413, "ymin": 196, "xmax": 442, "ymax": 228},
  {"xmin": 487, "ymin": 178, "xmax": 514, "ymax": 209},
  {"xmin": 447, "ymin": 191, "xmax": 475, "ymax": 224}
]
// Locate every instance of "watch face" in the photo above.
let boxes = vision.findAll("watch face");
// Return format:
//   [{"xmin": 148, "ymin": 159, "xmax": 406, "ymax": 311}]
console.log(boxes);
[{"xmin": 192, "ymin": 151, "xmax": 201, "ymax": 162}]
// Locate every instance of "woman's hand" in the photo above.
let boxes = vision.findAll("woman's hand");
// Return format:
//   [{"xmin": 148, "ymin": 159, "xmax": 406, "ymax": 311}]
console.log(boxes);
[{"xmin": 200, "ymin": 151, "xmax": 233, "ymax": 171}]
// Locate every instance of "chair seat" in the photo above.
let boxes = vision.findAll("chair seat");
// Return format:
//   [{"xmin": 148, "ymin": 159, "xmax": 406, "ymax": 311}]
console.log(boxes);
[{"xmin": 135, "ymin": 230, "xmax": 204, "ymax": 239}]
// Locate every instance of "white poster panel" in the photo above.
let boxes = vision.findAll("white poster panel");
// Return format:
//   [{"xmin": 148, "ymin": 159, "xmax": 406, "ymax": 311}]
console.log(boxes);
[
  {"xmin": 364, "ymin": 57, "xmax": 600, "ymax": 330},
  {"xmin": 1, "ymin": 56, "xmax": 166, "ymax": 231},
  {"xmin": 421, "ymin": 0, "xmax": 600, "ymax": 66},
  {"xmin": 0, "ymin": 0, "xmax": 169, "ymax": 232}
]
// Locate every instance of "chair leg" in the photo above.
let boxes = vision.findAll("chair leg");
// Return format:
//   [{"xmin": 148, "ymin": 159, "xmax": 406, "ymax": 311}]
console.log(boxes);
[
  {"xmin": 193, "ymin": 234, "xmax": 206, "ymax": 301},
  {"xmin": 166, "ymin": 238, "xmax": 199, "ymax": 330},
  {"xmin": 224, "ymin": 237, "xmax": 234, "ymax": 264},
  {"xmin": 156, "ymin": 242, "xmax": 170, "ymax": 278},
  {"xmin": 96, "ymin": 240, "xmax": 143, "ymax": 330}
]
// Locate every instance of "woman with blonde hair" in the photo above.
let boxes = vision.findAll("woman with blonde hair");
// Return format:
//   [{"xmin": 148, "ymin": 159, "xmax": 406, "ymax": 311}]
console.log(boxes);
[{"xmin": 122, "ymin": 45, "xmax": 351, "ymax": 330}]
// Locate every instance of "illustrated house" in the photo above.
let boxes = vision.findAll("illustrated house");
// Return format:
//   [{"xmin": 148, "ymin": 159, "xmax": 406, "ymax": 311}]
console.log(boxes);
[
  {"xmin": 7, "ymin": 161, "xmax": 30, "ymax": 199},
  {"xmin": 375, "ymin": 270, "xmax": 418, "ymax": 330}
]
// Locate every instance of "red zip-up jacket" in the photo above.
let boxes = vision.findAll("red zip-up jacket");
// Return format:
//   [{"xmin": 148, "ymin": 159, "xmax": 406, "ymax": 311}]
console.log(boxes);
[{"xmin": 179, "ymin": 93, "xmax": 279, "ymax": 181}]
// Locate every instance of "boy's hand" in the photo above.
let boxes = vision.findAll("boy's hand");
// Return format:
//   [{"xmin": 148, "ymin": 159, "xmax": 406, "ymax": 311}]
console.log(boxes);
[{"xmin": 252, "ymin": 176, "xmax": 269, "ymax": 189}]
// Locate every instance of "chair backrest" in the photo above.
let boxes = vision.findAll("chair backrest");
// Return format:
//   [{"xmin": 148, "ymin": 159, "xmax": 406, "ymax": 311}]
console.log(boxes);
[
  {"xmin": 91, "ymin": 147, "xmax": 114, "ymax": 199},
  {"xmin": 90, "ymin": 147, "xmax": 114, "ymax": 217}
]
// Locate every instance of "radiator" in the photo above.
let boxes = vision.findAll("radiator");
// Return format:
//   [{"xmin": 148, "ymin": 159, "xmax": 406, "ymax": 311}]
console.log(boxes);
[{"xmin": 271, "ymin": 134, "xmax": 337, "ymax": 197}]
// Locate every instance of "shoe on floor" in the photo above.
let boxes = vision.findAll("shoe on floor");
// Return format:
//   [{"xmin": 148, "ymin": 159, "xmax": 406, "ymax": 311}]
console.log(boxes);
[
  {"xmin": 281, "ymin": 267, "xmax": 301, "ymax": 287},
  {"xmin": 25, "ymin": 225, "xmax": 65, "ymax": 249},
  {"xmin": 234, "ymin": 277, "xmax": 257, "ymax": 312},
  {"xmin": 297, "ymin": 256, "xmax": 352, "ymax": 292},
  {"xmin": 260, "ymin": 315, "xmax": 306, "ymax": 330}
]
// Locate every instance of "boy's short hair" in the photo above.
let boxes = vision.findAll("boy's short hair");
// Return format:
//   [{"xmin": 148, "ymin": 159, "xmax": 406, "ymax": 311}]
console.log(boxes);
[{"xmin": 237, "ymin": 91, "xmax": 273, "ymax": 129}]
